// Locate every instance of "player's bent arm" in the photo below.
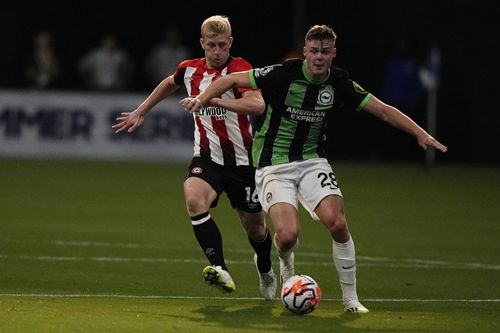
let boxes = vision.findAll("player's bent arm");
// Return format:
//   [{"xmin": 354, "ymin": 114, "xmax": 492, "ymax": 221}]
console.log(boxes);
[
  {"xmin": 363, "ymin": 95, "xmax": 448, "ymax": 152},
  {"xmin": 211, "ymin": 90, "xmax": 265, "ymax": 115},
  {"xmin": 197, "ymin": 71, "xmax": 252, "ymax": 107}
]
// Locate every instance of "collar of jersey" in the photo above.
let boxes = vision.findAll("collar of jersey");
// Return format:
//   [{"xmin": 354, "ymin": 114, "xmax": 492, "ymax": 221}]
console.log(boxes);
[
  {"xmin": 204, "ymin": 56, "xmax": 233, "ymax": 72},
  {"xmin": 302, "ymin": 60, "xmax": 330, "ymax": 85}
]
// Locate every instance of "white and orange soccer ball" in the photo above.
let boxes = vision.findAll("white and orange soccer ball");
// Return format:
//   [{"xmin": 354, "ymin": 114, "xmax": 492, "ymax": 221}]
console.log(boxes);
[{"xmin": 281, "ymin": 274, "xmax": 321, "ymax": 315}]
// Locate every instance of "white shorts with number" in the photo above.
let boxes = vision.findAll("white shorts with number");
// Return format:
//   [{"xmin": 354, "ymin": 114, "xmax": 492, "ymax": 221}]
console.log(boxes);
[{"xmin": 255, "ymin": 158, "xmax": 342, "ymax": 220}]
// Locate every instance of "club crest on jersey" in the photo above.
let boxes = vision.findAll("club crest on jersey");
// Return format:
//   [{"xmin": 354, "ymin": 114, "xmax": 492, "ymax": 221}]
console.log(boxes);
[
  {"xmin": 254, "ymin": 65, "xmax": 275, "ymax": 78},
  {"xmin": 318, "ymin": 89, "xmax": 334, "ymax": 105},
  {"xmin": 191, "ymin": 167, "xmax": 203, "ymax": 174}
]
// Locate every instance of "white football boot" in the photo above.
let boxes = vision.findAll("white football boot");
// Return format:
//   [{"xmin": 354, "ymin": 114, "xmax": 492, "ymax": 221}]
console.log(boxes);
[
  {"xmin": 278, "ymin": 252, "xmax": 295, "ymax": 285},
  {"xmin": 344, "ymin": 299, "xmax": 369, "ymax": 313},
  {"xmin": 253, "ymin": 254, "xmax": 277, "ymax": 300}
]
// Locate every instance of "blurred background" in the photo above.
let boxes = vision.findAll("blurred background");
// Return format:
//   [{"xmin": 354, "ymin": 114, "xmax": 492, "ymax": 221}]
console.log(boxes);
[{"xmin": 1, "ymin": 0, "xmax": 499, "ymax": 164}]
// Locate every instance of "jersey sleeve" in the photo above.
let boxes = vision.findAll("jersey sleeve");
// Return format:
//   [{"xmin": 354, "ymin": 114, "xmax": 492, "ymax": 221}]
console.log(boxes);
[
  {"xmin": 249, "ymin": 64, "xmax": 283, "ymax": 91},
  {"xmin": 229, "ymin": 57, "xmax": 257, "ymax": 95},
  {"xmin": 173, "ymin": 60, "xmax": 190, "ymax": 86},
  {"xmin": 335, "ymin": 69, "xmax": 372, "ymax": 111}
]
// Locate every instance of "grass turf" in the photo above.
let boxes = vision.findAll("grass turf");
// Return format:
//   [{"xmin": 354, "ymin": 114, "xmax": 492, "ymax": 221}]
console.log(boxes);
[{"xmin": 0, "ymin": 159, "xmax": 499, "ymax": 332}]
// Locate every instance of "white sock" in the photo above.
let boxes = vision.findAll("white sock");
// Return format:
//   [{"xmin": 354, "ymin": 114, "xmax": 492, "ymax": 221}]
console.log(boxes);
[
  {"xmin": 273, "ymin": 233, "xmax": 298, "ymax": 259},
  {"xmin": 332, "ymin": 236, "xmax": 358, "ymax": 302}
]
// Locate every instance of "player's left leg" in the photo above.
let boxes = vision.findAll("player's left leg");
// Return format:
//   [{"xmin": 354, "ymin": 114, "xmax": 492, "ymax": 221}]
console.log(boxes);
[
  {"xmin": 225, "ymin": 163, "xmax": 276, "ymax": 300},
  {"xmin": 238, "ymin": 210, "xmax": 276, "ymax": 300},
  {"xmin": 237, "ymin": 210, "xmax": 271, "ymax": 271},
  {"xmin": 255, "ymin": 163, "xmax": 300, "ymax": 286},
  {"xmin": 298, "ymin": 158, "xmax": 368, "ymax": 313},
  {"xmin": 314, "ymin": 195, "xmax": 369, "ymax": 313}
]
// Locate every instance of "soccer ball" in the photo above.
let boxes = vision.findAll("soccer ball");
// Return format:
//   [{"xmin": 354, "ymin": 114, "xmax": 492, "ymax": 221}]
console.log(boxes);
[{"xmin": 281, "ymin": 274, "xmax": 321, "ymax": 315}]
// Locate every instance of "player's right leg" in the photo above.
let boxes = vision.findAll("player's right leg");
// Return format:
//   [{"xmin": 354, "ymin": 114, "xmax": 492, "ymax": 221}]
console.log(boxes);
[
  {"xmin": 202, "ymin": 265, "xmax": 235, "ymax": 293},
  {"xmin": 184, "ymin": 158, "xmax": 235, "ymax": 293},
  {"xmin": 273, "ymin": 226, "xmax": 297, "ymax": 284},
  {"xmin": 256, "ymin": 164, "xmax": 300, "ymax": 286},
  {"xmin": 268, "ymin": 202, "xmax": 299, "ymax": 284}
]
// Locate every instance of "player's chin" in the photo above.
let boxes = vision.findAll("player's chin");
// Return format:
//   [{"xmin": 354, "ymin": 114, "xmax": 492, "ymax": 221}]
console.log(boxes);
[
  {"xmin": 213, "ymin": 59, "xmax": 225, "ymax": 67},
  {"xmin": 312, "ymin": 67, "xmax": 328, "ymax": 76}
]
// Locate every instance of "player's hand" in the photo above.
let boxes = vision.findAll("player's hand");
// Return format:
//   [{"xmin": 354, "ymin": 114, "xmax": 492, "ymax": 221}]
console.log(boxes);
[
  {"xmin": 179, "ymin": 96, "xmax": 203, "ymax": 113},
  {"xmin": 418, "ymin": 134, "xmax": 448, "ymax": 152},
  {"xmin": 112, "ymin": 109, "xmax": 145, "ymax": 133}
]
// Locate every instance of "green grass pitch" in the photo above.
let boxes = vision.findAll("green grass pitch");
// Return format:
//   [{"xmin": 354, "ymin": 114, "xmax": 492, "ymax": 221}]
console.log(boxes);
[{"xmin": 0, "ymin": 159, "xmax": 499, "ymax": 332}]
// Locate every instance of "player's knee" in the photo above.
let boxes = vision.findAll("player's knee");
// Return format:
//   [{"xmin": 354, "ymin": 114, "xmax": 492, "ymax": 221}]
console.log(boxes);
[
  {"xmin": 185, "ymin": 193, "xmax": 209, "ymax": 215},
  {"xmin": 240, "ymin": 212, "xmax": 266, "ymax": 239},
  {"xmin": 247, "ymin": 226, "xmax": 266, "ymax": 241},
  {"xmin": 276, "ymin": 230, "xmax": 299, "ymax": 250},
  {"xmin": 327, "ymin": 215, "xmax": 348, "ymax": 237}
]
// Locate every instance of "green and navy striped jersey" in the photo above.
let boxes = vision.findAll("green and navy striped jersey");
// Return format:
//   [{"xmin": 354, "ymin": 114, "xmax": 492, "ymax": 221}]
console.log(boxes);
[{"xmin": 249, "ymin": 59, "xmax": 371, "ymax": 167}]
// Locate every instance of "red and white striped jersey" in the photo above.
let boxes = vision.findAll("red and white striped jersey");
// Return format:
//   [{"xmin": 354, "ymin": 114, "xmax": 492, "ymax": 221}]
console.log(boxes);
[{"xmin": 173, "ymin": 57, "xmax": 255, "ymax": 166}]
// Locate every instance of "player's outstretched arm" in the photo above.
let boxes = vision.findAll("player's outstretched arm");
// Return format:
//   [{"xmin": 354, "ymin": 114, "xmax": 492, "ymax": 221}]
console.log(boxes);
[
  {"xmin": 416, "ymin": 134, "xmax": 448, "ymax": 152},
  {"xmin": 113, "ymin": 76, "xmax": 179, "ymax": 133},
  {"xmin": 363, "ymin": 95, "xmax": 448, "ymax": 152},
  {"xmin": 180, "ymin": 71, "xmax": 252, "ymax": 113}
]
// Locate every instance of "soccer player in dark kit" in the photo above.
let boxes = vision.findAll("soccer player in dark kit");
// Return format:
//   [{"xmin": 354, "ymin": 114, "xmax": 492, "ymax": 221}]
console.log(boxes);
[{"xmin": 181, "ymin": 24, "xmax": 447, "ymax": 312}]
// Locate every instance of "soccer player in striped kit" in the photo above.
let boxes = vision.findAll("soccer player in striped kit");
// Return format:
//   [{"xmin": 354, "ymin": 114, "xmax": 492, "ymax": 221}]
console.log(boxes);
[
  {"xmin": 113, "ymin": 15, "xmax": 276, "ymax": 300},
  {"xmin": 182, "ymin": 24, "xmax": 447, "ymax": 313}
]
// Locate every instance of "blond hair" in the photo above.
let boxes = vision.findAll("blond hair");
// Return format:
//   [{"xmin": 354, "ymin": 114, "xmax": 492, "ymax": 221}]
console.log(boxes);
[{"xmin": 201, "ymin": 15, "xmax": 232, "ymax": 38}]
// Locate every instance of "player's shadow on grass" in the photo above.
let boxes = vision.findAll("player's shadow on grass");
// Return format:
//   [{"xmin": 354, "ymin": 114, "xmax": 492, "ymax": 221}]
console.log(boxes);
[
  {"xmin": 131, "ymin": 301, "xmax": 429, "ymax": 332},
  {"xmin": 163, "ymin": 301, "xmax": 408, "ymax": 332}
]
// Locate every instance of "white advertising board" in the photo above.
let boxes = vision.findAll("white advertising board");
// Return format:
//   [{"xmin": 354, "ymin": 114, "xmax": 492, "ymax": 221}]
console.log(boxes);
[{"xmin": 0, "ymin": 90, "xmax": 194, "ymax": 161}]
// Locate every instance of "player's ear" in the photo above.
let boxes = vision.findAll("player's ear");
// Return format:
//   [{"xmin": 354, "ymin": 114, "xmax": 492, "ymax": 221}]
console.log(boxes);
[
  {"xmin": 332, "ymin": 47, "xmax": 337, "ymax": 58},
  {"xmin": 228, "ymin": 36, "xmax": 233, "ymax": 48},
  {"xmin": 303, "ymin": 46, "xmax": 307, "ymax": 58},
  {"xmin": 199, "ymin": 38, "xmax": 205, "ymax": 50}
]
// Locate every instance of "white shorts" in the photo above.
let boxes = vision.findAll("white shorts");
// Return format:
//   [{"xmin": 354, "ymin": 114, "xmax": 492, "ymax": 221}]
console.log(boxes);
[{"xmin": 255, "ymin": 158, "xmax": 342, "ymax": 220}]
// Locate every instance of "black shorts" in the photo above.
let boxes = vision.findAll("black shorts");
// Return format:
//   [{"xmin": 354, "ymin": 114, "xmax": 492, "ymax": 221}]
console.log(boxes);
[{"xmin": 186, "ymin": 157, "xmax": 262, "ymax": 213}]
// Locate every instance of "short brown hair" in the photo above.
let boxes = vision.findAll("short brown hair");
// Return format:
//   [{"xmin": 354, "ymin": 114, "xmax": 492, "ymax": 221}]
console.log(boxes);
[
  {"xmin": 201, "ymin": 15, "xmax": 232, "ymax": 38},
  {"xmin": 305, "ymin": 25, "xmax": 337, "ymax": 44}
]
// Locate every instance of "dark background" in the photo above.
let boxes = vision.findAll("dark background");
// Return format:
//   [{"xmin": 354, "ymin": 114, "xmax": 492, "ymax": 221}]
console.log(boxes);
[{"xmin": 1, "ymin": 0, "xmax": 499, "ymax": 164}]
